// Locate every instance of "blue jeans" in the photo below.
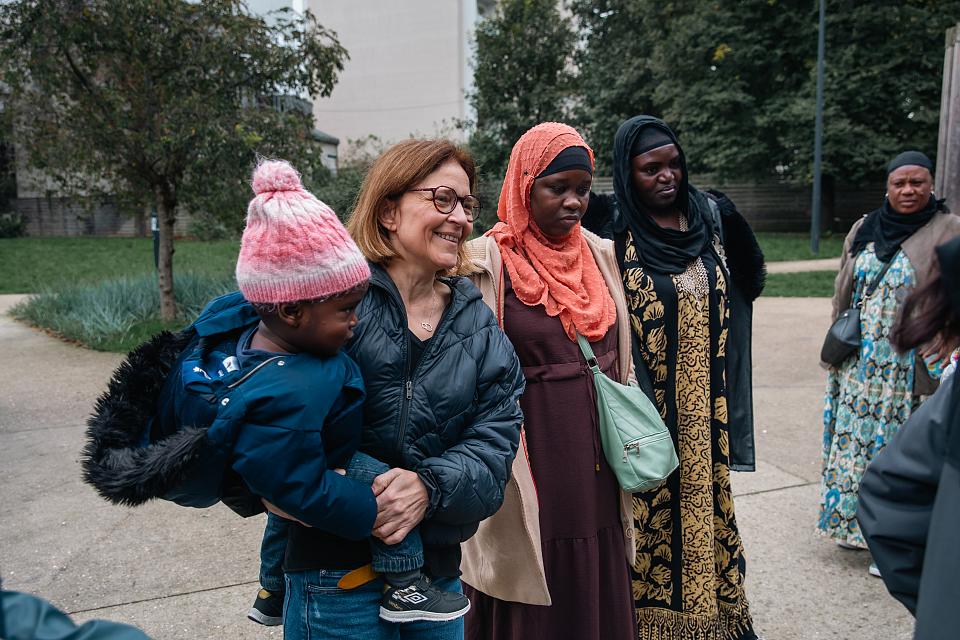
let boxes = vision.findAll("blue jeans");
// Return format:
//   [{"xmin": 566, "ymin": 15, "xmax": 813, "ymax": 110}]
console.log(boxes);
[
  {"xmin": 347, "ymin": 452, "xmax": 423, "ymax": 574},
  {"xmin": 283, "ymin": 569, "xmax": 464, "ymax": 640},
  {"xmin": 259, "ymin": 512, "xmax": 288, "ymax": 593},
  {"xmin": 258, "ymin": 452, "xmax": 424, "ymax": 591}
]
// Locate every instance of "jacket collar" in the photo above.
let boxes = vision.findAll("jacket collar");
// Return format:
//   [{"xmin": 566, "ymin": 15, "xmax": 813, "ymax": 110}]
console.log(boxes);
[{"xmin": 192, "ymin": 291, "xmax": 259, "ymax": 337}]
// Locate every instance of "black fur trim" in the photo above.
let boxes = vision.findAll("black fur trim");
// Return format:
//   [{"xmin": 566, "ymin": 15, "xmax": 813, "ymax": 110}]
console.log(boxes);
[
  {"xmin": 81, "ymin": 330, "xmax": 206, "ymax": 505},
  {"xmin": 707, "ymin": 189, "xmax": 767, "ymax": 302}
]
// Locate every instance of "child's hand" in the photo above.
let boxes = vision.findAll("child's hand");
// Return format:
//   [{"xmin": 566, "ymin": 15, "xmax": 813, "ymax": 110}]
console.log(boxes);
[{"xmin": 334, "ymin": 468, "xmax": 346, "ymax": 475}]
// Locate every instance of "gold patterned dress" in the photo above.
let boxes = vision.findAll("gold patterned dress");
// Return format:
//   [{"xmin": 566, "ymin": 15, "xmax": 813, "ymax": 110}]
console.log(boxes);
[{"xmin": 621, "ymin": 233, "xmax": 755, "ymax": 640}]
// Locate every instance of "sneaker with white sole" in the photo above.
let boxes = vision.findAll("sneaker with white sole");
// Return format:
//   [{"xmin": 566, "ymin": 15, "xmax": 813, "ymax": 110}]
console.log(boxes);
[
  {"xmin": 836, "ymin": 539, "xmax": 861, "ymax": 550},
  {"xmin": 248, "ymin": 588, "xmax": 284, "ymax": 626},
  {"xmin": 379, "ymin": 575, "xmax": 470, "ymax": 623}
]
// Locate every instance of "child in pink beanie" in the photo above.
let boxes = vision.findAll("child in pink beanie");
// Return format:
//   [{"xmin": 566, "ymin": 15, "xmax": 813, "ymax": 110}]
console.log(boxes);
[
  {"xmin": 231, "ymin": 161, "xmax": 470, "ymax": 628},
  {"xmin": 82, "ymin": 159, "xmax": 470, "ymax": 630}
]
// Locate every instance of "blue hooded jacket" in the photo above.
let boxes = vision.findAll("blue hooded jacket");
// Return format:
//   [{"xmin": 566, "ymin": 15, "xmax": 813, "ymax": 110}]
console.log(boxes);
[{"xmin": 83, "ymin": 292, "xmax": 377, "ymax": 541}]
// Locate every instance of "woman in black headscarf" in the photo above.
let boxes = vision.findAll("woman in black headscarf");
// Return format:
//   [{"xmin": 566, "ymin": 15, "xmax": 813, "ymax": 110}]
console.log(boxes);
[
  {"xmin": 582, "ymin": 115, "xmax": 763, "ymax": 640},
  {"xmin": 818, "ymin": 151, "xmax": 960, "ymax": 573}
]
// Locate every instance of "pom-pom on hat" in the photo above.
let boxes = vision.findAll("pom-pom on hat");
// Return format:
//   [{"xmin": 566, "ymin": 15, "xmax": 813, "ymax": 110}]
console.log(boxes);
[{"xmin": 236, "ymin": 160, "xmax": 370, "ymax": 304}]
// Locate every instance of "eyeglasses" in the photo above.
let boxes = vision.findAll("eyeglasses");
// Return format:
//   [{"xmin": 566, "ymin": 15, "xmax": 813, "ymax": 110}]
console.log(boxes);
[{"xmin": 409, "ymin": 186, "xmax": 481, "ymax": 221}]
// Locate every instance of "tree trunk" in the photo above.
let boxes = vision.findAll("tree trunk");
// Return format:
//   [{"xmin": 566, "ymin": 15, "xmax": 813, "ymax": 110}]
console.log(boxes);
[{"xmin": 155, "ymin": 185, "xmax": 177, "ymax": 322}]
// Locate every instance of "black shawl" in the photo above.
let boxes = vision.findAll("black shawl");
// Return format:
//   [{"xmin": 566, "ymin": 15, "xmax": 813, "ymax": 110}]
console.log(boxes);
[
  {"xmin": 851, "ymin": 196, "xmax": 944, "ymax": 263},
  {"xmin": 611, "ymin": 115, "xmax": 714, "ymax": 275}
]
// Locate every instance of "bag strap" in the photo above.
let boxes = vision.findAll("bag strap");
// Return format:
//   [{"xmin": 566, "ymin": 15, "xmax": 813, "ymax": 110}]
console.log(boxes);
[
  {"xmin": 575, "ymin": 334, "xmax": 600, "ymax": 370},
  {"xmin": 705, "ymin": 194, "xmax": 726, "ymax": 246},
  {"xmin": 858, "ymin": 257, "xmax": 895, "ymax": 307}
]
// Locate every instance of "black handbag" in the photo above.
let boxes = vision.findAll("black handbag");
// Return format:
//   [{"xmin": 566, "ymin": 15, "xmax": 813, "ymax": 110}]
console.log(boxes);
[{"xmin": 821, "ymin": 257, "xmax": 894, "ymax": 366}]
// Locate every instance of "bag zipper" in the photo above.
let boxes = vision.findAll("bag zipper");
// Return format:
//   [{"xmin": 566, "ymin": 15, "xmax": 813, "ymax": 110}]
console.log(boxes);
[{"xmin": 622, "ymin": 432, "xmax": 672, "ymax": 462}]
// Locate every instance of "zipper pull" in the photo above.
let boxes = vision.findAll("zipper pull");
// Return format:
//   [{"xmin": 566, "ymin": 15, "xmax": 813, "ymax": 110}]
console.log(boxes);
[{"xmin": 406, "ymin": 380, "xmax": 412, "ymax": 400}]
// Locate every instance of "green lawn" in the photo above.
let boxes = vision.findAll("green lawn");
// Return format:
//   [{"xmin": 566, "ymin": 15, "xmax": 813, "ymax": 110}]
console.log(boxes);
[
  {"xmin": 0, "ymin": 233, "xmax": 841, "ymax": 294},
  {"xmin": 762, "ymin": 270, "xmax": 836, "ymax": 297},
  {"xmin": 0, "ymin": 237, "xmax": 239, "ymax": 294},
  {"xmin": 1, "ymin": 235, "xmax": 839, "ymax": 318},
  {"xmin": 755, "ymin": 232, "xmax": 844, "ymax": 262}
]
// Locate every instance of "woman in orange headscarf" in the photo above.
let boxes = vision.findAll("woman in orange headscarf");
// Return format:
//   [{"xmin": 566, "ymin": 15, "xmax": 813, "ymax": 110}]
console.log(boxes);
[{"xmin": 460, "ymin": 123, "xmax": 637, "ymax": 639}]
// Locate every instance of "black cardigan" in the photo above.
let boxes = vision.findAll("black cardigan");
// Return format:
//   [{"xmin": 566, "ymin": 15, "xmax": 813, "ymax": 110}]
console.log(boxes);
[{"xmin": 582, "ymin": 190, "xmax": 765, "ymax": 471}]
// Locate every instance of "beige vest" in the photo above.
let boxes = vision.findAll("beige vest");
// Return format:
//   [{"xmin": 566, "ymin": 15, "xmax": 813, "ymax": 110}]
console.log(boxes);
[{"xmin": 459, "ymin": 229, "xmax": 636, "ymax": 606}]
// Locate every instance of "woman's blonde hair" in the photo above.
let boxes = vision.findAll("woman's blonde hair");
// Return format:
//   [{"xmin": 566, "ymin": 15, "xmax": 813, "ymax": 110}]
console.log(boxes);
[{"xmin": 347, "ymin": 139, "xmax": 477, "ymax": 276}]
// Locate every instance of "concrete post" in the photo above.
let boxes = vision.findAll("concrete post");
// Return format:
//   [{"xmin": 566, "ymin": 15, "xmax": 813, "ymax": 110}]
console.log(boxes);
[{"xmin": 936, "ymin": 25, "xmax": 960, "ymax": 214}]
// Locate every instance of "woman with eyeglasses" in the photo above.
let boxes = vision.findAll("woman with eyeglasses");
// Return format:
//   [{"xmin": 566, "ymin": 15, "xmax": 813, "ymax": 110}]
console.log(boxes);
[
  {"xmin": 460, "ymin": 122, "xmax": 637, "ymax": 640},
  {"xmin": 275, "ymin": 139, "xmax": 525, "ymax": 640}
]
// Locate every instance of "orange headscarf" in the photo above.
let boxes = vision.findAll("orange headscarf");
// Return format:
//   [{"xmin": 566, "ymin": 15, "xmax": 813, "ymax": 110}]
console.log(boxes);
[{"xmin": 489, "ymin": 122, "xmax": 617, "ymax": 342}]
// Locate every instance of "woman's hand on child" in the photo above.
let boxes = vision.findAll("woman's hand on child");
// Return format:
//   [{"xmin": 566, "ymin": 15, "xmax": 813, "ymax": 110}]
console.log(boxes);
[{"xmin": 371, "ymin": 468, "xmax": 428, "ymax": 545}]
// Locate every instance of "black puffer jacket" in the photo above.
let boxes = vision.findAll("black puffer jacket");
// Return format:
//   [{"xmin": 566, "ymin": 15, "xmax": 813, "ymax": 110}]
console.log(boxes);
[
  {"xmin": 858, "ymin": 371, "xmax": 960, "ymax": 638},
  {"xmin": 345, "ymin": 263, "xmax": 525, "ymax": 547}
]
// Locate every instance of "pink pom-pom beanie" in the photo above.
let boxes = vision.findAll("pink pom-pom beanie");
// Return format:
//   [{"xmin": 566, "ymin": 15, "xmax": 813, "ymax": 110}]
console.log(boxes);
[{"xmin": 236, "ymin": 160, "xmax": 370, "ymax": 304}]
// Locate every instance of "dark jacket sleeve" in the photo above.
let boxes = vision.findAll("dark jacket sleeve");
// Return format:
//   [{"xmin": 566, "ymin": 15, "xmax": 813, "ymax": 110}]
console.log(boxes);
[
  {"xmin": 706, "ymin": 189, "xmax": 763, "ymax": 471},
  {"xmin": 582, "ymin": 192, "xmax": 617, "ymax": 240},
  {"xmin": 218, "ymin": 468, "xmax": 266, "ymax": 518},
  {"xmin": 415, "ymin": 325, "xmax": 525, "ymax": 525},
  {"xmin": 227, "ymin": 389, "xmax": 377, "ymax": 541},
  {"xmin": 1, "ymin": 590, "xmax": 151, "ymax": 639},
  {"xmin": 857, "ymin": 378, "xmax": 955, "ymax": 615},
  {"xmin": 913, "ymin": 377, "xmax": 960, "ymax": 639}
]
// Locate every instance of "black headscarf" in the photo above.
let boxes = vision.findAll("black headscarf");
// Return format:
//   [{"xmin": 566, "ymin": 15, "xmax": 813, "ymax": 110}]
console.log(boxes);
[
  {"xmin": 851, "ymin": 151, "xmax": 943, "ymax": 263},
  {"xmin": 537, "ymin": 145, "xmax": 593, "ymax": 178},
  {"xmin": 850, "ymin": 197, "xmax": 943, "ymax": 263},
  {"xmin": 612, "ymin": 115, "xmax": 713, "ymax": 274}
]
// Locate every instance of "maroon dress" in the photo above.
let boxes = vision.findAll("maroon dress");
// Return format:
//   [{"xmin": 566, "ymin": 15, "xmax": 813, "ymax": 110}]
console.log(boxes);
[{"xmin": 464, "ymin": 276, "xmax": 636, "ymax": 640}]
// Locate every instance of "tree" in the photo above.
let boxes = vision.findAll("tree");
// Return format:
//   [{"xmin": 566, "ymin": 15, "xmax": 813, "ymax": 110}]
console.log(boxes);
[
  {"xmin": 0, "ymin": 0, "xmax": 347, "ymax": 320},
  {"xmin": 570, "ymin": 0, "xmax": 658, "ymax": 174},
  {"xmin": 572, "ymin": 0, "xmax": 813, "ymax": 179},
  {"xmin": 468, "ymin": 0, "xmax": 577, "ymax": 194},
  {"xmin": 571, "ymin": 0, "xmax": 960, "ymax": 184},
  {"xmin": 813, "ymin": 1, "xmax": 960, "ymax": 182}
]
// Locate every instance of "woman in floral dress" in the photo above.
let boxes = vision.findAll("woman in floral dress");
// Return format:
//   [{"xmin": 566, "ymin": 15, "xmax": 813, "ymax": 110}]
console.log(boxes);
[{"xmin": 819, "ymin": 151, "xmax": 960, "ymax": 569}]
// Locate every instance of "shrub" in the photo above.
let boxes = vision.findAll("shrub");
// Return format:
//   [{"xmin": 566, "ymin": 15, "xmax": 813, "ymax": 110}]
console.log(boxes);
[
  {"xmin": 11, "ymin": 272, "xmax": 236, "ymax": 352},
  {"xmin": 0, "ymin": 212, "xmax": 26, "ymax": 238},
  {"xmin": 312, "ymin": 164, "xmax": 368, "ymax": 222}
]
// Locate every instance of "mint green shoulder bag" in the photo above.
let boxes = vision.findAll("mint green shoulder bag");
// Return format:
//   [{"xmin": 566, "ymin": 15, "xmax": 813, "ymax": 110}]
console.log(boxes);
[{"xmin": 577, "ymin": 334, "xmax": 679, "ymax": 493}]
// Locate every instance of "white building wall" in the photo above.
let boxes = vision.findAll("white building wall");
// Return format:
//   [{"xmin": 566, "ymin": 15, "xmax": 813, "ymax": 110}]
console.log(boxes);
[{"xmin": 307, "ymin": 0, "xmax": 476, "ymax": 147}]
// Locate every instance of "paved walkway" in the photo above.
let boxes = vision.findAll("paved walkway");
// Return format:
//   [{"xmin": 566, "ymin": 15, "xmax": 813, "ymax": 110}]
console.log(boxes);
[
  {"xmin": 0, "ymin": 294, "xmax": 913, "ymax": 639},
  {"xmin": 767, "ymin": 257, "xmax": 841, "ymax": 274}
]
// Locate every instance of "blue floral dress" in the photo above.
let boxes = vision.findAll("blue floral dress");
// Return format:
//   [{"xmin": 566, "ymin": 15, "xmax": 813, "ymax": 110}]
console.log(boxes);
[{"xmin": 818, "ymin": 244, "xmax": 920, "ymax": 547}]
